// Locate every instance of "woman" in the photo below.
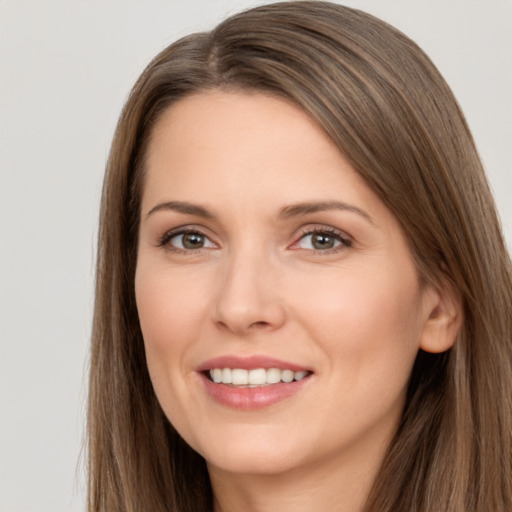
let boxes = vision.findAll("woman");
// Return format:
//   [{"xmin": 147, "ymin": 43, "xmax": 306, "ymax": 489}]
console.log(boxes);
[{"xmin": 88, "ymin": 2, "xmax": 512, "ymax": 511}]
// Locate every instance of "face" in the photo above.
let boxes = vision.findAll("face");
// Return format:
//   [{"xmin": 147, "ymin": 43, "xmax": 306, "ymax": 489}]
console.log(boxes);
[{"xmin": 135, "ymin": 91, "xmax": 444, "ymax": 479}]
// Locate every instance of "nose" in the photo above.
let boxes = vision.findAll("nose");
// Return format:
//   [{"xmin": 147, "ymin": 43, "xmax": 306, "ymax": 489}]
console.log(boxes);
[{"xmin": 212, "ymin": 250, "xmax": 286, "ymax": 336}]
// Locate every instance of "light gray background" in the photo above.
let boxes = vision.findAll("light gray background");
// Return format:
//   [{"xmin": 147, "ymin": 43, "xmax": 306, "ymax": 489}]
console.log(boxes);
[{"xmin": 1, "ymin": 1, "xmax": 511, "ymax": 511}]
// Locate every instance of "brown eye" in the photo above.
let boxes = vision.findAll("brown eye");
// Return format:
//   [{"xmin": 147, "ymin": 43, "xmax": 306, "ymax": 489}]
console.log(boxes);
[
  {"xmin": 311, "ymin": 233, "xmax": 337, "ymax": 250},
  {"xmin": 295, "ymin": 229, "xmax": 351, "ymax": 252},
  {"xmin": 165, "ymin": 231, "xmax": 215, "ymax": 250},
  {"xmin": 182, "ymin": 232, "xmax": 205, "ymax": 249}
]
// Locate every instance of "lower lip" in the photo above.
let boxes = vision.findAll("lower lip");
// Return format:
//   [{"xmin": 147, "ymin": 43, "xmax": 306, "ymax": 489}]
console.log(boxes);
[{"xmin": 199, "ymin": 373, "xmax": 311, "ymax": 410}]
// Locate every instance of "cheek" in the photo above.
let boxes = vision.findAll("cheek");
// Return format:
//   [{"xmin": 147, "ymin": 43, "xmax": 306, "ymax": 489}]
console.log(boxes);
[
  {"xmin": 292, "ymin": 261, "xmax": 424, "ymax": 375},
  {"xmin": 135, "ymin": 266, "xmax": 207, "ymax": 354},
  {"xmin": 134, "ymin": 264, "xmax": 210, "ymax": 421},
  {"xmin": 134, "ymin": 265, "xmax": 210, "ymax": 436}
]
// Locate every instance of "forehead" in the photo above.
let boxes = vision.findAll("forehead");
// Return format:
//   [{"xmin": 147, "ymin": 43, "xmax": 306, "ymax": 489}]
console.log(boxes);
[
  {"xmin": 141, "ymin": 91, "xmax": 391, "ymax": 227},
  {"xmin": 145, "ymin": 90, "xmax": 338, "ymax": 173}
]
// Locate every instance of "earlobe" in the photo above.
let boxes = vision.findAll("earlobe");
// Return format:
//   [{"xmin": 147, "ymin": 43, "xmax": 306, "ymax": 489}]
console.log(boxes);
[{"xmin": 419, "ymin": 280, "xmax": 463, "ymax": 354}]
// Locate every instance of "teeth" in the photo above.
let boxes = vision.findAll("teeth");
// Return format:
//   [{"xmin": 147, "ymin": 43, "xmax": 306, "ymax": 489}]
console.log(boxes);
[
  {"xmin": 294, "ymin": 371, "xmax": 308, "ymax": 381},
  {"xmin": 221, "ymin": 368, "xmax": 232, "ymax": 384},
  {"xmin": 208, "ymin": 367, "xmax": 310, "ymax": 386},
  {"xmin": 231, "ymin": 369, "xmax": 248, "ymax": 385},
  {"xmin": 212, "ymin": 368, "xmax": 222, "ymax": 383},
  {"xmin": 267, "ymin": 367, "xmax": 281, "ymax": 384},
  {"xmin": 281, "ymin": 369, "xmax": 294, "ymax": 383},
  {"xmin": 249, "ymin": 368, "xmax": 267, "ymax": 385}
]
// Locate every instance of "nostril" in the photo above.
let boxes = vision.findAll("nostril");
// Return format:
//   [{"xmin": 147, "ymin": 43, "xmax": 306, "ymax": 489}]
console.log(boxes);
[{"xmin": 249, "ymin": 321, "xmax": 271, "ymax": 329}]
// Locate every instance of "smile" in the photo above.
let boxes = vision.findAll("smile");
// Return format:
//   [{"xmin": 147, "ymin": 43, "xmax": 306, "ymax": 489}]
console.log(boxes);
[
  {"xmin": 198, "ymin": 356, "xmax": 313, "ymax": 410},
  {"xmin": 208, "ymin": 368, "xmax": 310, "ymax": 386}
]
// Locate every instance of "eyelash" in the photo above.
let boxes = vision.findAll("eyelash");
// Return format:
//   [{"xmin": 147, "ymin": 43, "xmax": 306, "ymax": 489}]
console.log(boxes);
[
  {"xmin": 157, "ymin": 228, "xmax": 215, "ymax": 254},
  {"xmin": 157, "ymin": 226, "xmax": 352, "ymax": 255},
  {"xmin": 292, "ymin": 226, "xmax": 352, "ymax": 253}
]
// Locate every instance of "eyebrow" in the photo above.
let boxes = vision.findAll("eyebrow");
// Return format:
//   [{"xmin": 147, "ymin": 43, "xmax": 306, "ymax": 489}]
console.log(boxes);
[
  {"xmin": 279, "ymin": 201, "xmax": 374, "ymax": 224},
  {"xmin": 146, "ymin": 201, "xmax": 214, "ymax": 219},
  {"xmin": 145, "ymin": 199, "xmax": 374, "ymax": 224}
]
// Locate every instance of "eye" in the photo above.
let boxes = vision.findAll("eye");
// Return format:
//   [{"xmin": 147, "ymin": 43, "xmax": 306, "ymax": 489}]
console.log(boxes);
[
  {"xmin": 293, "ymin": 228, "xmax": 352, "ymax": 252},
  {"xmin": 160, "ymin": 230, "xmax": 216, "ymax": 251}
]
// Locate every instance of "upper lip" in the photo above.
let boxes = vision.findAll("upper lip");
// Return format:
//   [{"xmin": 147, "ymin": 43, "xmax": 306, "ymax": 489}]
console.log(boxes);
[{"xmin": 197, "ymin": 355, "xmax": 311, "ymax": 373}]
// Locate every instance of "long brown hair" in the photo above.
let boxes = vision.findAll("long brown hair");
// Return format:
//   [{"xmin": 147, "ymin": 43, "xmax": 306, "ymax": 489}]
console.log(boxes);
[{"xmin": 88, "ymin": 2, "xmax": 512, "ymax": 510}]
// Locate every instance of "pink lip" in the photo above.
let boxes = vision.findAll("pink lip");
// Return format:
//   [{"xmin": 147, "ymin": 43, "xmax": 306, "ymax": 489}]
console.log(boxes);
[
  {"xmin": 197, "ymin": 355, "xmax": 310, "ymax": 372},
  {"xmin": 196, "ymin": 355, "xmax": 313, "ymax": 411}
]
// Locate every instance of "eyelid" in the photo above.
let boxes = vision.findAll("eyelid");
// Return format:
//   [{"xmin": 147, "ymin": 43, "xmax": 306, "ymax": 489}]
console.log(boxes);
[
  {"xmin": 155, "ymin": 223, "xmax": 352, "ymax": 254},
  {"xmin": 157, "ymin": 225, "xmax": 218, "ymax": 251},
  {"xmin": 289, "ymin": 225, "xmax": 353, "ymax": 252}
]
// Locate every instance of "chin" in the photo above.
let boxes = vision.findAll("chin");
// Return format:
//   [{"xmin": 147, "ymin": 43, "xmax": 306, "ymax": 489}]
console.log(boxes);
[
  {"xmin": 206, "ymin": 450, "xmax": 302, "ymax": 477},
  {"xmin": 195, "ymin": 427, "xmax": 306, "ymax": 477}
]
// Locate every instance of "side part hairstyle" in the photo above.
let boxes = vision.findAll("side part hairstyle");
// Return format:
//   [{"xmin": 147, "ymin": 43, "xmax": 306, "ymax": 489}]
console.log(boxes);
[{"xmin": 88, "ymin": 2, "xmax": 512, "ymax": 511}]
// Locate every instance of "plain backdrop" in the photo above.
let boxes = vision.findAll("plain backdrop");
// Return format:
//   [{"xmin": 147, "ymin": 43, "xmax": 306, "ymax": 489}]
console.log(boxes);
[{"xmin": 0, "ymin": 1, "xmax": 510, "ymax": 511}]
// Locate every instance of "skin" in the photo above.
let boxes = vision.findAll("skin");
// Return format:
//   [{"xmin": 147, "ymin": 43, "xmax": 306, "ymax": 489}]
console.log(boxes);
[{"xmin": 135, "ymin": 91, "xmax": 459, "ymax": 512}]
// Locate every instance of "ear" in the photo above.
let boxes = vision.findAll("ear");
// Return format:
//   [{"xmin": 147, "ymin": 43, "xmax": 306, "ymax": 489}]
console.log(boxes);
[{"xmin": 419, "ymin": 278, "xmax": 463, "ymax": 354}]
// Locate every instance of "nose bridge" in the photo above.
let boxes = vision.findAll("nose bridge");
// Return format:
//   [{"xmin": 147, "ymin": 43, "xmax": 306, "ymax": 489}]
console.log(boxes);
[{"xmin": 213, "ymin": 241, "xmax": 285, "ymax": 334}]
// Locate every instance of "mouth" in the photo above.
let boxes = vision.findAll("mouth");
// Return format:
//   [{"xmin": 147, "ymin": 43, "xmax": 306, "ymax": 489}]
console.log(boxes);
[
  {"xmin": 197, "ymin": 356, "xmax": 313, "ymax": 410},
  {"xmin": 205, "ymin": 367, "xmax": 312, "ymax": 387}
]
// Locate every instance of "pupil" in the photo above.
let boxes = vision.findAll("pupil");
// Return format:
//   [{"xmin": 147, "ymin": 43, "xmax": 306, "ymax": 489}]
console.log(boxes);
[
  {"xmin": 183, "ymin": 233, "xmax": 204, "ymax": 249},
  {"xmin": 312, "ymin": 233, "xmax": 334, "ymax": 249}
]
